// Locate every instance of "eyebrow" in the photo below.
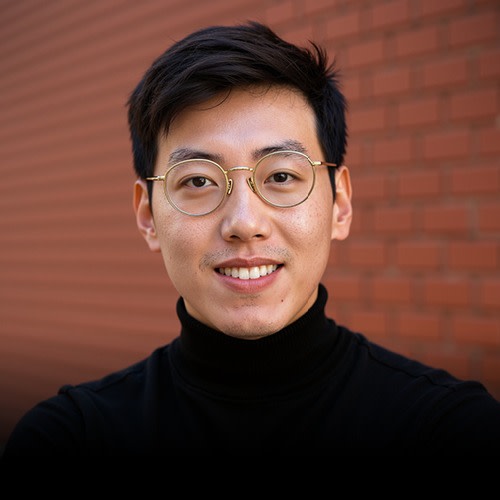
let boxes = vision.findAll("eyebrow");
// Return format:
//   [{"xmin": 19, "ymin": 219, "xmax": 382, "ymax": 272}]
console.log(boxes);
[
  {"xmin": 168, "ymin": 148, "xmax": 223, "ymax": 164},
  {"xmin": 168, "ymin": 140, "xmax": 309, "ymax": 166},
  {"xmin": 254, "ymin": 140, "xmax": 307, "ymax": 160}
]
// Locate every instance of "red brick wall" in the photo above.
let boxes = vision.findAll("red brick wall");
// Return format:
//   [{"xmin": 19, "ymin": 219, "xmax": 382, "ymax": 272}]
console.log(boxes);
[{"xmin": 1, "ymin": 0, "xmax": 499, "ymax": 444}]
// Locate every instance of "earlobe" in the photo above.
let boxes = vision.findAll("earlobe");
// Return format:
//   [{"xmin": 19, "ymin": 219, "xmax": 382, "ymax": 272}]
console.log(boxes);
[
  {"xmin": 133, "ymin": 179, "xmax": 161, "ymax": 252},
  {"xmin": 331, "ymin": 166, "xmax": 353, "ymax": 241}
]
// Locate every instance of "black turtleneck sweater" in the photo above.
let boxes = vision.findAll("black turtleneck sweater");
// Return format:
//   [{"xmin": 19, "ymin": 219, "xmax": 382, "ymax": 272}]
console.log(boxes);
[{"xmin": 4, "ymin": 284, "xmax": 500, "ymax": 456}]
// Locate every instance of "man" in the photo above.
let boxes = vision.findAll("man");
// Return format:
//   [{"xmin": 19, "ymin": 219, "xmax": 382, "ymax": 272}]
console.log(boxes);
[{"xmin": 4, "ymin": 21, "xmax": 500, "ymax": 456}]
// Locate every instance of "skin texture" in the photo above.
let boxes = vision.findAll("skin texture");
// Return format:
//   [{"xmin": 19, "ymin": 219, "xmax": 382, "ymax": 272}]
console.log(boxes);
[{"xmin": 134, "ymin": 85, "xmax": 352, "ymax": 339}]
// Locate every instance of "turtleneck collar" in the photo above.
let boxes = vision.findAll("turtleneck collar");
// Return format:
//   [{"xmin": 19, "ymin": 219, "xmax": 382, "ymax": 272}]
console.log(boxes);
[{"xmin": 172, "ymin": 284, "xmax": 340, "ymax": 397}]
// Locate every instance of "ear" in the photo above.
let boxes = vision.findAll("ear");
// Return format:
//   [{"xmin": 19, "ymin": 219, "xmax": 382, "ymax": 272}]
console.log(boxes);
[
  {"xmin": 330, "ymin": 165, "xmax": 353, "ymax": 241},
  {"xmin": 133, "ymin": 179, "xmax": 161, "ymax": 252}
]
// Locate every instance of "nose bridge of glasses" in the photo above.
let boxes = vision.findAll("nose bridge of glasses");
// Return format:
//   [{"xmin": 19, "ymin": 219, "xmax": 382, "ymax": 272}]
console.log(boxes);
[
  {"xmin": 225, "ymin": 166, "xmax": 256, "ymax": 195},
  {"xmin": 226, "ymin": 165, "xmax": 254, "ymax": 174}
]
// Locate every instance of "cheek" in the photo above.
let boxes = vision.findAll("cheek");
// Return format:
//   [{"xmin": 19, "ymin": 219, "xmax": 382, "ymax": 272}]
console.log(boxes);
[
  {"xmin": 152, "ymin": 190, "xmax": 206, "ymax": 258},
  {"xmin": 156, "ymin": 217, "xmax": 201, "ymax": 271},
  {"xmin": 288, "ymin": 192, "xmax": 335, "ymax": 266},
  {"xmin": 297, "ymin": 188, "xmax": 333, "ymax": 237},
  {"xmin": 285, "ymin": 202, "xmax": 333, "ymax": 253}
]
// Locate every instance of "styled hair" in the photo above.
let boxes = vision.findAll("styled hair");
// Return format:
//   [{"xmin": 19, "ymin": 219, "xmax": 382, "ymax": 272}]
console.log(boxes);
[{"xmin": 127, "ymin": 21, "xmax": 347, "ymax": 197}]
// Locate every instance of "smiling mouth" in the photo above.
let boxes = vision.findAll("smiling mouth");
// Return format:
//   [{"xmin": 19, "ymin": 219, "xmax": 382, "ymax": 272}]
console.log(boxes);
[{"xmin": 217, "ymin": 264, "xmax": 279, "ymax": 280}]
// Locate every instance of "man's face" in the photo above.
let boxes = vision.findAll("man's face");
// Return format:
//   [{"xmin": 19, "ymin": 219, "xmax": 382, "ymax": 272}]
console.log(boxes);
[{"xmin": 134, "ymin": 86, "xmax": 352, "ymax": 339}]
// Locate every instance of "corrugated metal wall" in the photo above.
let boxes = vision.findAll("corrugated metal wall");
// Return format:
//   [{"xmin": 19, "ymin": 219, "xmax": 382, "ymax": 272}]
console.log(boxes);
[{"xmin": 1, "ymin": 0, "xmax": 499, "ymax": 446}]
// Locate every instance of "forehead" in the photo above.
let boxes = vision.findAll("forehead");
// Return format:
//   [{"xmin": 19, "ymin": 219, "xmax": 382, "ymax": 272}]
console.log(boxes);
[{"xmin": 157, "ymin": 85, "xmax": 321, "ymax": 162}]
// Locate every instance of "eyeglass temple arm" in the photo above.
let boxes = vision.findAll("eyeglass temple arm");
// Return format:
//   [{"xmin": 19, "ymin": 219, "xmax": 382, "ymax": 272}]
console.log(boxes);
[
  {"xmin": 312, "ymin": 161, "xmax": 337, "ymax": 168},
  {"xmin": 313, "ymin": 161, "xmax": 347, "ymax": 193}
]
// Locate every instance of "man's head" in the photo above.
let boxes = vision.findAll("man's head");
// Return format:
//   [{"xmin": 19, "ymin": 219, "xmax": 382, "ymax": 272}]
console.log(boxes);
[
  {"xmin": 129, "ymin": 22, "xmax": 352, "ymax": 339},
  {"xmin": 127, "ymin": 21, "xmax": 347, "ymax": 200}
]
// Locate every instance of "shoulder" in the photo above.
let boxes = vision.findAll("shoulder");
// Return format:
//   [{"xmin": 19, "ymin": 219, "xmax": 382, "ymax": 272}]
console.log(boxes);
[
  {"xmin": 59, "ymin": 343, "xmax": 173, "ymax": 407},
  {"xmin": 3, "ymin": 343, "xmax": 174, "ymax": 456},
  {"xmin": 338, "ymin": 326, "xmax": 500, "ymax": 453},
  {"xmin": 342, "ymin": 326, "xmax": 481, "ymax": 393}
]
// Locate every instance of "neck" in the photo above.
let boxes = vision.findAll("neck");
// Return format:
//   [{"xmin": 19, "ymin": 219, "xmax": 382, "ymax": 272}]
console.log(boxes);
[{"xmin": 171, "ymin": 284, "xmax": 339, "ymax": 396}]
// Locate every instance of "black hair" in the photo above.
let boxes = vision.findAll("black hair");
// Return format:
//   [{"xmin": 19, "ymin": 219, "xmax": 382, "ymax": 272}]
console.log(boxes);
[{"xmin": 127, "ymin": 21, "xmax": 347, "ymax": 198}]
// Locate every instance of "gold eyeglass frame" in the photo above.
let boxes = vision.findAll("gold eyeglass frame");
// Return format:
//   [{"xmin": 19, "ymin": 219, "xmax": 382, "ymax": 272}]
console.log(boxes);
[{"xmin": 146, "ymin": 149, "xmax": 338, "ymax": 216}]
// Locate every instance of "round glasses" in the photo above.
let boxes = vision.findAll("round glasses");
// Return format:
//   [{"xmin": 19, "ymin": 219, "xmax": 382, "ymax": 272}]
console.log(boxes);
[{"xmin": 146, "ymin": 150, "xmax": 337, "ymax": 216}]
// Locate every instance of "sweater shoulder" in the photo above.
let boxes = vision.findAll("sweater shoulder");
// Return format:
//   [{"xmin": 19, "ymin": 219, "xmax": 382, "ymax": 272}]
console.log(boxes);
[
  {"xmin": 2, "ymin": 343, "xmax": 175, "ymax": 457},
  {"xmin": 59, "ymin": 343, "xmax": 172, "ymax": 399},
  {"xmin": 338, "ymin": 325, "xmax": 498, "ymax": 408}
]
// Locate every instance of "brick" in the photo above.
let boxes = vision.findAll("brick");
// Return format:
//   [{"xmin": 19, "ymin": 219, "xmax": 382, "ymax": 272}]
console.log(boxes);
[
  {"xmin": 422, "ymin": 278, "xmax": 470, "ymax": 307},
  {"xmin": 452, "ymin": 314, "xmax": 500, "ymax": 347},
  {"xmin": 346, "ymin": 38, "xmax": 385, "ymax": 69},
  {"xmin": 395, "ymin": 241, "xmax": 442, "ymax": 269},
  {"xmin": 371, "ymin": 0, "xmax": 412, "ymax": 30},
  {"xmin": 325, "ymin": 10, "xmax": 362, "ymax": 41},
  {"xmin": 397, "ymin": 96, "xmax": 440, "ymax": 127},
  {"xmin": 346, "ymin": 207, "xmax": 364, "ymax": 234},
  {"xmin": 448, "ymin": 241, "xmax": 498, "ymax": 270},
  {"xmin": 422, "ymin": 129, "xmax": 471, "ymax": 160},
  {"xmin": 394, "ymin": 26, "xmax": 439, "ymax": 58},
  {"xmin": 372, "ymin": 66, "xmax": 411, "ymax": 97},
  {"xmin": 420, "ymin": 0, "xmax": 467, "ymax": 19},
  {"xmin": 344, "ymin": 309, "xmax": 389, "ymax": 337},
  {"xmin": 449, "ymin": 88, "xmax": 498, "ymax": 121},
  {"xmin": 479, "ymin": 279, "xmax": 500, "ymax": 309},
  {"xmin": 421, "ymin": 56, "xmax": 468, "ymax": 89},
  {"xmin": 371, "ymin": 277, "xmax": 413, "ymax": 303},
  {"xmin": 395, "ymin": 311, "xmax": 442, "ymax": 340},
  {"xmin": 266, "ymin": 0, "xmax": 295, "ymax": 25},
  {"xmin": 478, "ymin": 47, "xmax": 500, "ymax": 79},
  {"xmin": 281, "ymin": 24, "xmax": 317, "ymax": 46},
  {"xmin": 304, "ymin": 0, "xmax": 343, "ymax": 16},
  {"xmin": 323, "ymin": 273, "xmax": 362, "ymax": 301},
  {"xmin": 477, "ymin": 127, "xmax": 500, "ymax": 156},
  {"xmin": 450, "ymin": 164, "xmax": 500, "ymax": 195},
  {"xmin": 397, "ymin": 170, "xmax": 441, "ymax": 198},
  {"xmin": 372, "ymin": 136, "xmax": 413, "ymax": 165},
  {"xmin": 348, "ymin": 105, "xmax": 387, "ymax": 133},
  {"xmin": 346, "ymin": 241, "xmax": 386, "ymax": 267},
  {"xmin": 342, "ymin": 74, "xmax": 362, "ymax": 103},
  {"xmin": 478, "ymin": 202, "xmax": 500, "ymax": 232},
  {"xmin": 350, "ymin": 173, "xmax": 387, "ymax": 201},
  {"xmin": 344, "ymin": 140, "xmax": 362, "ymax": 167},
  {"xmin": 373, "ymin": 206, "xmax": 414, "ymax": 233},
  {"xmin": 449, "ymin": 11, "xmax": 498, "ymax": 47},
  {"xmin": 421, "ymin": 205, "xmax": 470, "ymax": 234}
]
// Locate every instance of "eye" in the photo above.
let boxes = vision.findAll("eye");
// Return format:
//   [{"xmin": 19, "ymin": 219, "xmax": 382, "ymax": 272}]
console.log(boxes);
[
  {"xmin": 167, "ymin": 160, "xmax": 224, "ymax": 193},
  {"xmin": 184, "ymin": 176, "xmax": 216, "ymax": 188},
  {"xmin": 265, "ymin": 171, "xmax": 296, "ymax": 184}
]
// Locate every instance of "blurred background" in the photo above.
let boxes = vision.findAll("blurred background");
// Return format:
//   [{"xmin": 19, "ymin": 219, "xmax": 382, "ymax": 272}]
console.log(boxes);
[{"xmin": 1, "ymin": 0, "xmax": 499, "ymax": 448}]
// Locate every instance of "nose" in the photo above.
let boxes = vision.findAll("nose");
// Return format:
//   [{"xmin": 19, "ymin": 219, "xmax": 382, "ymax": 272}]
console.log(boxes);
[{"xmin": 219, "ymin": 172, "xmax": 272, "ymax": 242}]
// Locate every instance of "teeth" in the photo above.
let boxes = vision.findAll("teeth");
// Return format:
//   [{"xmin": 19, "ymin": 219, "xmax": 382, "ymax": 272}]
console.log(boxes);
[{"xmin": 220, "ymin": 264, "xmax": 278, "ymax": 280}]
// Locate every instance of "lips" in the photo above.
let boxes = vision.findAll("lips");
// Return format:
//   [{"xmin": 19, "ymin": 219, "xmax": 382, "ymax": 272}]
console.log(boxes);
[{"xmin": 217, "ymin": 264, "xmax": 278, "ymax": 280}]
